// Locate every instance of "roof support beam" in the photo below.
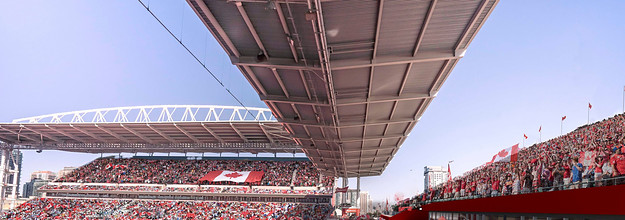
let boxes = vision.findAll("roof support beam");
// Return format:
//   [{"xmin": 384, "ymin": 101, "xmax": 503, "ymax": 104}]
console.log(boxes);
[
  {"xmin": 0, "ymin": 126, "xmax": 39, "ymax": 143},
  {"xmin": 271, "ymin": 68, "xmax": 290, "ymax": 98},
  {"xmin": 120, "ymin": 125, "xmax": 157, "ymax": 144},
  {"xmin": 262, "ymin": 92, "xmax": 429, "ymax": 107},
  {"xmin": 241, "ymin": 66, "xmax": 268, "ymax": 96},
  {"xmin": 95, "ymin": 125, "xmax": 130, "ymax": 143},
  {"xmin": 398, "ymin": 0, "xmax": 437, "ymax": 96},
  {"xmin": 174, "ymin": 124, "xmax": 201, "ymax": 143},
  {"xmin": 258, "ymin": 124, "xmax": 275, "ymax": 143},
  {"xmin": 279, "ymin": 117, "xmax": 415, "ymax": 128},
  {"xmin": 455, "ymin": 0, "xmax": 490, "ymax": 51},
  {"xmin": 235, "ymin": 2, "xmax": 268, "ymax": 57},
  {"xmin": 200, "ymin": 123, "xmax": 224, "ymax": 143},
  {"xmin": 331, "ymin": 52, "xmax": 458, "ymax": 71},
  {"xmin": 231, "ymin": 56, "xmax": 320, "ymax": 71},
  {"xmin": 293, "ymin": 134, "xmax": 405, "ymax": 142},
  {"xmin": 45, "ymin": 125, "xmax": 87, "ymax": 143},
  {"xmin": 0, "ymin": 134, "xmax": 15, "ymax": 144},
  {"xmin": 188, "ymin": 0, "xmax": 240, "ymax": 57},
  {"xmin": 313, "ymin": 145, "xmax": 397, "ymax": 154},
  {"xmin": 260, "ymin": 95, "xmax": 330, "ymax": 106},
  {"xmin": 336, "ymin": 92, "xmax": 431, "ymax": 106},
  {"xmin": 146, "ymin": 125, "xmax": 178, "ymax": 144},
  {"xmin": 21, "ymin": 126, "xmax": 62, "ymax": 143},
  {"xmin": 274, "ymin": 2, "xmax": 299, "ymax": 62},
  {"xmin": 229, "ymin": 123, "xmax": 248, "ymax": 142},
  {"xmin": 70, "ymin": 125, "xmax": 108, "ymax": 143}
]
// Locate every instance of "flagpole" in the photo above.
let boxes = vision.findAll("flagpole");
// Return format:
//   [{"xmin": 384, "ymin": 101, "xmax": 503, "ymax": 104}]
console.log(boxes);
[
  {"xmin": 587, "ymin": 105, "xmax": 590, "ymax": 125},
  {"xmin": 561, "ymin": 120, "xmax": 563, "ymax": 136}
]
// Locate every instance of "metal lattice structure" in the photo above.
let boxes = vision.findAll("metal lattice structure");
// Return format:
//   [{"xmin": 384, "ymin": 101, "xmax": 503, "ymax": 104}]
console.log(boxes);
[
  {"xmin": 0, "ymin": 105, "xmax": 300, "ymax": 154},
  {"xmin": 186, "ymin": 0, "xmax": 498, "ymax": 177}
]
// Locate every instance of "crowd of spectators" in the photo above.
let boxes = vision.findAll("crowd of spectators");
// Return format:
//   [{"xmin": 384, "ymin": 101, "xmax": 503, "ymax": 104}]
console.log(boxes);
[
  {"xmin": 57, "ymin": 158, "xmax": 333, "ymax": 187},
  {"xmin": 2, "ymin": 198, "xmax": 332, "ymax": 220},
  {"xmin": 417, "ymin": 113, "xmax": 625, "ymax": 202},
  {"xmin": 39, "ymin": 184, "xmax": 332, "ymax": 195}
]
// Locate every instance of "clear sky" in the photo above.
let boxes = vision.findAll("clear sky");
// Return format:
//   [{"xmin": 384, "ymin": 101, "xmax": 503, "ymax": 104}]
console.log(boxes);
[{"xmin": 1, "ymin": 1, "xmax": 624, "ymax": 203}]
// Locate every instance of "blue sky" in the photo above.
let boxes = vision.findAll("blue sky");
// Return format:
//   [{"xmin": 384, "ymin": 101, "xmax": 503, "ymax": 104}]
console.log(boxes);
[{"xmin": 1, "ymin": 1, "xmax": 624, "ymax": 202}]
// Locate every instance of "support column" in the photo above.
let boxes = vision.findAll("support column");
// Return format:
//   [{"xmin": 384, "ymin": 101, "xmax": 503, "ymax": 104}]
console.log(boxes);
[
  {"xmin": 342, "ymin": 177, "xmax": 348, "ymax": 206},
  {"xmin": 10, "ymin": 150, "xmax": 20, "ymax": 209},
  {"xmin": 356, "ymin": 177, "xmax": 361, "ymax": 210},
  {"xmin": 0, "ymin": 148, "xmax": 9, "ymax": 212}
]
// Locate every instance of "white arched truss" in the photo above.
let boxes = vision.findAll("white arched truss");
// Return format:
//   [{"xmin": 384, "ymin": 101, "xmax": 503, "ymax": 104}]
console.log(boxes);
[
  {"xmin": 12, "ymin": 105, "xmax": 275, "ymax": 124},
  {"xmin": 0, "ymin": 105, "xmax": 300, "ymax": 154}
]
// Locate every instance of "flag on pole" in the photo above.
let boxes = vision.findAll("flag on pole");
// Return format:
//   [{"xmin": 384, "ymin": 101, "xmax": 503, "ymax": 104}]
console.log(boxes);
[
  {"xmin": 488, "ymin": 144, "xmax": 520, "ymax": 163},
  {"xmin": 447, "ymin": 163, "xmax": 452, "ymax": 182},
  {"xmin": 562, "ymin": 116, "xmax": 567, "ymax": 121},
  {"xmin": 539, "ymin": 126, "xmax": 542, "ymax": 132},
  {"xmin": 523, "ymin": 134, "xmax": 528, "ymax": 139},
  {"xmin": 588, "ymin": 103, "xmax": 592, "ymax": 109}
]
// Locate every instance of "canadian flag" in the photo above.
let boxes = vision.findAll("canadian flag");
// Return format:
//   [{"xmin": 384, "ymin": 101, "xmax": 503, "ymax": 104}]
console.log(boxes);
[
  {"xmin": 198, "ymin": 170, "xmax": 264, "ymax": 183},
  {"xmin": 489, "ymin": 144, "xmax": 520, "ymax": 163}
]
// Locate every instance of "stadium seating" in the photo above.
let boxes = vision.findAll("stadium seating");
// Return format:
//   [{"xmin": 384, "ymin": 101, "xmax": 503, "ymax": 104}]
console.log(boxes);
[
  {"xmin": 416, "ymin": 113, "xmax": 625, "ymax": 203},
  {"xmin": 57, "ymin": 158, "xmax": 333, "ymax": 187},
  {"xmin": 3, "ymin": 198, "xmax": 333, "ymax": 219}
]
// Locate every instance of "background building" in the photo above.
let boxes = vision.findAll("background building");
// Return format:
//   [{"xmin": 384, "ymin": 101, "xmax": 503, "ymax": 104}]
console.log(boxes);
[
  {"xmin": 22, "ymin": 179, "xmax": 50, "ymax": 198},
  {"xmin": 57, "ymin": 167, "xmax": 77, "ymax": 179},
  {"xmin": 22, "ymin": 170, "xmax": 56, "ymax": 198},
  {"xmin": 359, "ymin": 191, "xmax": 373, "ymax": 214},
  {"xmin": 424, "ymin": 166, "xmax": 448, "ymax": 192},
  {"xmin": 30, "ymin": 171, "xmax": 56, "ymax": 181}
]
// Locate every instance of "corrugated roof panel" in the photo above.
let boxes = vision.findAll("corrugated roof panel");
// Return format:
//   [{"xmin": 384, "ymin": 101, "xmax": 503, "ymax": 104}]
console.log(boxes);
[
  {"xmin": 205, "ymin": 0, "xmax": 260, "ymax": 57},
  {"xmin": 376, "ymin": 0, "xmax": 430, "ymax": 57},
  {"xmin": 419, "ymin": 0, "xmax": 480, "ymax": 51}
]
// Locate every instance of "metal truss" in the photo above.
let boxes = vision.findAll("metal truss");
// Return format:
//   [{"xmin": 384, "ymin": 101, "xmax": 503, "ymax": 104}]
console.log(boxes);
[
  {"xmin": 0, "ymin": 105, "xmax": 303, "ymax": 154},
  {"xmin": 12, "ymin": 142, "xmax": 302, "ymax": 154},
  {"xmin": 11, "ymin": 105, "xmax": 275, "ymax": 124}
]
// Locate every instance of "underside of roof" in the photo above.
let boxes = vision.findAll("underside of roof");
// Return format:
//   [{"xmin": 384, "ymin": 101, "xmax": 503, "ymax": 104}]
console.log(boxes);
[
  {"xmin": 187, "ymin": 0, "xmax": 498, "ymax": 177},
  {"xmin": 0, "ymin": 105, "xmax": 299, "ymax": 154}
]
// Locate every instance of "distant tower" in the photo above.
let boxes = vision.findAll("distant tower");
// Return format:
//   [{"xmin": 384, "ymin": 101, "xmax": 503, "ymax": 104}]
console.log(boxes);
[{"xmin": 424, "ymin": 166, "xmax": 448, "ymax": 193}]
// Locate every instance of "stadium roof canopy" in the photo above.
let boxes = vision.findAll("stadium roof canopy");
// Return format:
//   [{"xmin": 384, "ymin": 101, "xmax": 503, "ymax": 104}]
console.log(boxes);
[
  {"xmin": 0, "ymin": 105, "xmax": 299, "ymax": 154},
  {"xmin": 186, "ymin": 0, "xmax": 498, "ymax": 177}
]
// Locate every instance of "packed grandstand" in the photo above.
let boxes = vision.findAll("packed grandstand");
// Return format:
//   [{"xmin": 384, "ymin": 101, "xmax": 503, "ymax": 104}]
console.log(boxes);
[
  {"xmin": 5, "ymin": 157, "xmax": 335, "ymax": 219},
  {"xmin": 405, "ymin": 113, "xmax": 625, "ymax": 207},
  {"xmin": 3, "ymin": 198, "xmax": 332, "ymax": 219}
]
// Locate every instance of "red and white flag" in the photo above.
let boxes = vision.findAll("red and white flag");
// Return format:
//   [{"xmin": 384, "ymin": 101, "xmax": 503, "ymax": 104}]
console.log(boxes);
[
  {"xmin": 588, "ymin": 103, "xmax": 592, "ymax": 109},
  {"xmin": 523, "ymin": 134, "xmax": 528, "ymax": 139},
  {"xmin": 562, "ymin": 116, "xmax": 567, "ymax": 121},
  {"xmin": 489, "ymin": 144, "xmax": 520, "ymax": 163},
  {"xmin": 539, "ymin": 126, "xmax": 541, "ymax": 132},
  {"xmin": 579, "ymin": 151, "xmax": 597, "ymax": 166},
  {"xmin": 199, "ymin": 170, "xmax": 264, "ymax": 183}
]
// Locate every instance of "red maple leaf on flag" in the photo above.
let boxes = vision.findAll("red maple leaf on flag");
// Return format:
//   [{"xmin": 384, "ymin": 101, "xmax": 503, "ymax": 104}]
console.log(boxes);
[
  {"xmin": 524, "ymin": 134, "xmax": 528, "ymax": 139},
  {"xmin": 498, "ymin": 149, "xmax": 509, "ymax": 157},
  {"xmin": 588, "ymin": 103, "xmax": 592, "ymax": 109},
  {"xmin": 224, "ymin": 172, "xmax": 243, "ymax": 179}
]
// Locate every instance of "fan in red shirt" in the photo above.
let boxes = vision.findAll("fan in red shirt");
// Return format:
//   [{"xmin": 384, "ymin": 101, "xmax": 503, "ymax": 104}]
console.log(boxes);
[{"xmin": 610, "ymin": 147, "xmax": 625, "ymax": 184}]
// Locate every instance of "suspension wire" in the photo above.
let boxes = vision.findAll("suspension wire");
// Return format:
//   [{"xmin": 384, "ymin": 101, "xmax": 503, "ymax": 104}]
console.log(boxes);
[{"xmin": 136, "ymin": 0, "xmax": 253, "ymax": 119}]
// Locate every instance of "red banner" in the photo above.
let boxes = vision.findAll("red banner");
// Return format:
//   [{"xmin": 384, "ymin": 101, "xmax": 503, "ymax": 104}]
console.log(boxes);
[{"xmin": 335, "ymin": 187, "xmax": 349, "ymax": 193}]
